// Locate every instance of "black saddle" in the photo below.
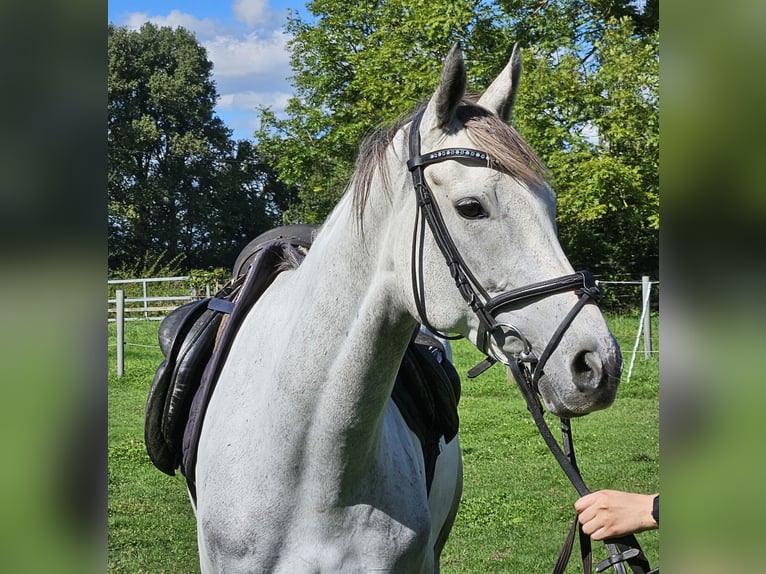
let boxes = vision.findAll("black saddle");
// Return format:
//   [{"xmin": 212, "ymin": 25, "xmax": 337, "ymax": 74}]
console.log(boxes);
[
  {"xmin": 145, "ymin": 239, "xmax": 297, "ymax": 477},
  {"xmin": 144, "ymin": 224, "xmax": 461, "ymax": 496}
]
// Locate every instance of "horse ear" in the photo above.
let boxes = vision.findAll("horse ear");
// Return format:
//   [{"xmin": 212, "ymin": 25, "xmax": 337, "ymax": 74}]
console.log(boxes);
[
  {"xmin": 477, "ymin": 42, "xmax": 522, "ymax": 122},
  {"xmin": 422, "ymin": 42, "xmax": 466, "ymax": 132}
]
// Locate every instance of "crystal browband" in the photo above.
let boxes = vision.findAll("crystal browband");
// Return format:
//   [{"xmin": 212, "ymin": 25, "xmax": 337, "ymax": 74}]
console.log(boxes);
[{"xmin": 407, "ymin": 147, "xmax": 492, "ymax": 170}]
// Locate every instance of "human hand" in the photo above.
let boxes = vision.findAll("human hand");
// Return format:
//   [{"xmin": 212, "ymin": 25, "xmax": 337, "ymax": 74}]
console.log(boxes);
[{"xmin": 574, "ymin": 489, "xmax": 658, "ymax": 541}]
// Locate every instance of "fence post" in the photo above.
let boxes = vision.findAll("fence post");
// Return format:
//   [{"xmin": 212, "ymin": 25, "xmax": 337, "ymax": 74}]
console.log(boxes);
[
  {"xmin": 116, "ymin": 289, "xmax": 125, "ymax": 378},
  {"xmin": 642, "ymin": 276, "xmax": 652, "ymax": 358},
  {"xmin": 142, "ymin": 279, "xmax": 149, "ymax": 320}
]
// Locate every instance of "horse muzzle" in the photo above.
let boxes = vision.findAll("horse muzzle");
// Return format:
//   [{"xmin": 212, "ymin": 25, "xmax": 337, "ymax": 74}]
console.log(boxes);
[{"xmin": 537, "ymin": 335, "xmax": 623, "ymax": 417}]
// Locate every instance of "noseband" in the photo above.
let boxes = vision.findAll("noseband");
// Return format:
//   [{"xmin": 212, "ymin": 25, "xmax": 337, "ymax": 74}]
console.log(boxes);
[{"xmin": 406, "ymin": 109, "xmax": 654, "ymax": 574}]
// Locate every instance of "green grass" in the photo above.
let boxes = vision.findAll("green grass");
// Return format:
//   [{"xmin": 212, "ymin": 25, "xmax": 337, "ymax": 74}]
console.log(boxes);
[
  {"xmin": 108, "ymin": 314, "xmax": 658, "ymax": 572},
  {"xmin": 439, "ymin": 321, "xmax": 659, "ymax": 572},
  {"xmin": 108, "ymin": 321, "xmax": 199, "ymax": 573}
]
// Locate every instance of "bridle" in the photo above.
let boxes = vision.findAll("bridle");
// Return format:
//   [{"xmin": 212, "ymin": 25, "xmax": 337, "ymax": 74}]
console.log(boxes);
[
  {"xmin": 406, "ymin": 108, "xmax": 603, "ymax": 385},
  {"xmin": 406, "ymin": 109, "xmax": 656, "ymax": 574}
]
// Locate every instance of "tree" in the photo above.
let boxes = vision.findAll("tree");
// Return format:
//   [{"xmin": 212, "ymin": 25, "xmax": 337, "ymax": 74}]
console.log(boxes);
[
  {"xmin": 204, "ymin": 140, "xmax": 299, "ymax": 266},
  {"xmin": 257, "ymin": 0, "xmax": 510, "ymax": 223},
  {"xmin": 108, "ymin": 23, "xmax": 292, "ymax": 272},
  {"xmin": 257, "ymin": 0, "xmax": 658, "ymax": 279},
  {"xmin": 512, "ymin": 15, "xmax": 659, "ymax": 278}
]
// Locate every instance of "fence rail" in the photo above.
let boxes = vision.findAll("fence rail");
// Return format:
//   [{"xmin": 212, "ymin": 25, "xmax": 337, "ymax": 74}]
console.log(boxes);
[
  {"xmin": 107, "ymin": 276, "xmax": 212, "ymax": 321},
  {"xmin": 109, "ymin": 275, "xmax": 658, "ymax": 378}
]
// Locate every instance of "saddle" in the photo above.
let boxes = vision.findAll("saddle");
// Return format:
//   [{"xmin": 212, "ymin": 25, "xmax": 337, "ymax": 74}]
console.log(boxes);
[
  {"xmin": 145, "ymin": 240, "xmax": 298, "ymax": 477},
  {"xmin": 144, "ymin": 225, "xmax": 461, "ymax": 496}
]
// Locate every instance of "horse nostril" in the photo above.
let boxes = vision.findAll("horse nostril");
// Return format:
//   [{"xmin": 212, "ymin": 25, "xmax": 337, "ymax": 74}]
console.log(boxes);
[{"xmin": 571, "ymin": 350, "xmax": 603, "ymax": 391}]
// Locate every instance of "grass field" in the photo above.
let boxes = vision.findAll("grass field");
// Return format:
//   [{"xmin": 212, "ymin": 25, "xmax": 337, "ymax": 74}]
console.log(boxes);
[{"xmin": 108, "ymin": 314, "xmax": 659, "ymax": 573}]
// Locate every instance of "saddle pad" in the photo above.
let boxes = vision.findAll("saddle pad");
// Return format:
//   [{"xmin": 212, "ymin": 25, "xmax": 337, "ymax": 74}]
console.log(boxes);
[{"xmin": 392, "ymin": 330, "xmax": 461, "ymax": 491}]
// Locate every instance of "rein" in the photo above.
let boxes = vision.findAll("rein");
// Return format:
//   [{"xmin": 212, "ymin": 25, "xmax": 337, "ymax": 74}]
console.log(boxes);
[
  {"xmin": 508, "ymin": 358, "xmax": 655, "ymax": 574},
  {"xmin": 406, "ymin": 109, "xmax": 655, "ymax": 573}
]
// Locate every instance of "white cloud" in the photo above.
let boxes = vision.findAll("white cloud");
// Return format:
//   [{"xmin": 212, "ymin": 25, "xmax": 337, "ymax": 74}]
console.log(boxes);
[
  {"xmin": 209, "ymin": 32, "xmax": 293, "ymax": 138},
  {"xmin": 217, "ymin": 91, "xmax": 292, "ymax": 139},
  {"xmin": 204, "ymin": 30, "xmax": 290, "ymax": 81},
  {"xmin": 203, "ymin": 29, "xmax": 293, "ymax": 127},
  {"xmin": 233, "ymin": 0, "xmax": 271, "ymax": 28},
  {"xmin": 122, "ymin": 10, "xmax": 222, "ymax": 40},
  {"xmin": 116, "ymin": 8, "xmax": 294, "ymax": 140}
]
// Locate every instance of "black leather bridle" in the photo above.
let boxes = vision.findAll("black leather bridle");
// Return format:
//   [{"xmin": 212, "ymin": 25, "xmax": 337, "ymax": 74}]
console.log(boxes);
[
  {"xmin": 406, "ymin": 109, "xmax": 656, "ymax": 574},
  {"xmin": 406, "ymin": 108, "xmax": 603, "ymax": 383}
]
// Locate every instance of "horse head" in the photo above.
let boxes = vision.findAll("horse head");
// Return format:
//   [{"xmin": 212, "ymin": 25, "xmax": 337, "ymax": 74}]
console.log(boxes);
[{"xmin": 390, "ymin": 44, "xmax": 622, "ymax": 417}]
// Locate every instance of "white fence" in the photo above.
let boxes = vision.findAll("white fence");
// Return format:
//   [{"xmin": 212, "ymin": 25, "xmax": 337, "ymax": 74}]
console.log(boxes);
[
  {"xmin": 600, "ymin": 277, "xmax": 658, "ymax": 383},
  {"xmin": 107, "ymin": 276, "xmax": 213, "ymax": 322},
  {"xmin": 108, "ymin": 275, "xmax": 211, "ymax": 378},
  {"xmin": 109, "ymin": 276, "xmax": 658, "ymax": 379}
]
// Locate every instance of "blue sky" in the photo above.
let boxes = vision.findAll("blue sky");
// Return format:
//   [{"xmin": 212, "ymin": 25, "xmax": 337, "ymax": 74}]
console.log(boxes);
[{"xmin": 108, "ymin": 0, "xmax": 309, "ymax": 141}]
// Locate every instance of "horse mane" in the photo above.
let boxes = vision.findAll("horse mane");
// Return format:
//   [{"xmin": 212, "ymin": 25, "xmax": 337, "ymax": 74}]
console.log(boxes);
[{"xmin": 351, "ymin": 96, "xmax": 550, "ymax": 222}]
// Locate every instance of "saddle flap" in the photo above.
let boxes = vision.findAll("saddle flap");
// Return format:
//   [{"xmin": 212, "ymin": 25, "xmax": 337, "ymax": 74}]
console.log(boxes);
[
  {"xmin": 391, "ymin": 332, "xmax": 461, "ymax": 491},
  {"xmin": 144, "ymin": 299, "xmax": 220, "ymax": 476},
  {"xmin": 411, "ymin": 341, "xmax": 461, "ymax": 443},
  {"xmin": 145, "ymin": 359, "xmax": 176, "ymax": 475},
  {"xmin": 161, "ymin": 308, "xmax": 224, "ymax": 456}
]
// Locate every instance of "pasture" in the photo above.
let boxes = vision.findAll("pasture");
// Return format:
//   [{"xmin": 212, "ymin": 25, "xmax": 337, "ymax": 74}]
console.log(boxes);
[{"xmin": 108, "ymin": 313, "xmax": 658, "ymax": 573}]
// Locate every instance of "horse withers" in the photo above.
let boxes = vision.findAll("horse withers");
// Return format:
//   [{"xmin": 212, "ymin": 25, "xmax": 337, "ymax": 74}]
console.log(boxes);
[{"xmin": 194, "ymin": 43, "xmax": 622, "ymax": 573}]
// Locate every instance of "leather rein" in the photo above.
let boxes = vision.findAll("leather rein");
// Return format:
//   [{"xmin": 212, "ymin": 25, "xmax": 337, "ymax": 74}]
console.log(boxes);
[{"xmin": 406, "ymin": 109, "xmax": 655, "ymax": 574}]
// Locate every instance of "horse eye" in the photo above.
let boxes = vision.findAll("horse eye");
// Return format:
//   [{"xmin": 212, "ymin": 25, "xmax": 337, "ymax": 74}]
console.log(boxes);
[{"xmin": 455, "ymin": 198, "xmax": 487, "ymax": 219}]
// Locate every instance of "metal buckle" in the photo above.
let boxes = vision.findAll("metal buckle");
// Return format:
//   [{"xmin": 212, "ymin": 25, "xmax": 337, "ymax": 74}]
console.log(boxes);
[
  {"xmin": 595, "ymin": 548, "xmax": 640, "ymax": 572},
  {"xmin": 485, "ymin": 322, "xmax": 537, "ymax": 366}
]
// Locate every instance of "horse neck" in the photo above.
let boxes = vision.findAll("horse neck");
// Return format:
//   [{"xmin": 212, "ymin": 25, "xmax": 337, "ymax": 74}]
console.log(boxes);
[
  {"xmin": 283, "ymin": 187, "xmax": 417, "ymax": 476},
  {"xmin": 300, "ymin": 187, "xmax": 415, "ymax": 359}
]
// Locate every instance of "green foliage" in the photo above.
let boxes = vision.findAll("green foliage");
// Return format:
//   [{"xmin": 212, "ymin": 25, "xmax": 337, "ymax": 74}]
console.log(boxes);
[
  {"xmin": 510, "ymin": 15, "xmax": 659, "ymax": 278},
  {"xmin": 257, "ymin": 1, "xmax": 658, "ymax": 278},
  {"xmin": 108, "ymin": 22, "xmax": 227, "ymax": 269},
  {"xmin": 108, "ymin": 23, "xmax": 296, "ymax": 272},
  {"xmin": 186, "ymin": 268, "xmax": 230, "ymax": 293},
  {"xmin": 108, "ymin": 250, "xmax": 186, "ymax": 280}
]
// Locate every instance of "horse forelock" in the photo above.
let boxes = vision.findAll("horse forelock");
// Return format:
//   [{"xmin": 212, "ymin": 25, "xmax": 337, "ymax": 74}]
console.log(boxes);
[
  {"xmin": 351, "ymin": 98, "xmax": 550, "ymax": 223},
  {"xmin": 456, "ymin": 99, "xmax": 549, "ymax": 188}
]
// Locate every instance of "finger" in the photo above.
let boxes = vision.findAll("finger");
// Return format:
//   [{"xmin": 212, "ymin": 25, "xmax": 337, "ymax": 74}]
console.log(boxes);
[
  {"xmin": 590, "ymin": 526, "xmax": 608, "ymax": 541},
  {"xmin": 576, "ymin": 505, "xmax": 599, "ymax": 525},
  {"xmin": 580, "ymin": 517, "xmax": 600, "ymax": 537},
  {"xmin": 574, "ymin": 493, "xmax": 596, "ymax": 512}
]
